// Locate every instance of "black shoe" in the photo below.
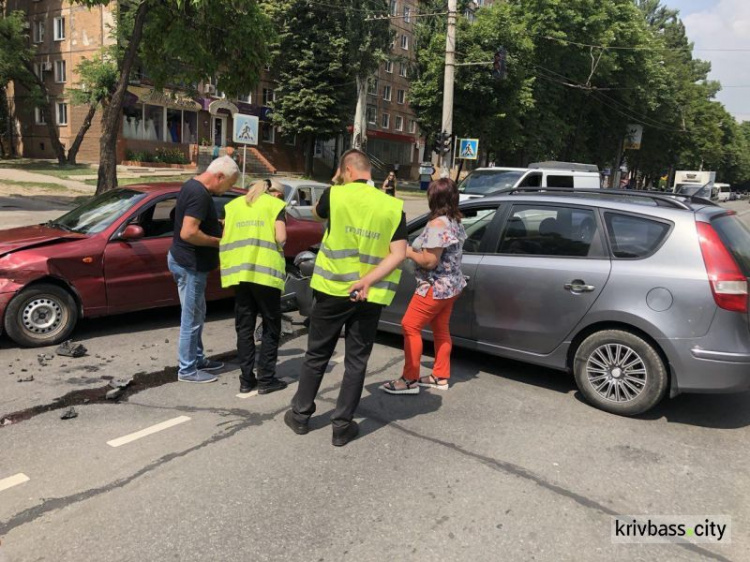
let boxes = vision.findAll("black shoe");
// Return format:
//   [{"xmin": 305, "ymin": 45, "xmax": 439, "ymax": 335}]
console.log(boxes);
[
  {"xmin": 239, "ymin": 377, "xmax": 257, "ymax": 394},
  {"xmin": 258, "ymin": 379, "xmax": 288, "ymax": 395},
  {"xmin": 332, "ymin": 421, "xmax": 359, "ymax": 447},
  {"xmin": 284, "ymin": 409, "xmax": 309, "ymax": 435}
]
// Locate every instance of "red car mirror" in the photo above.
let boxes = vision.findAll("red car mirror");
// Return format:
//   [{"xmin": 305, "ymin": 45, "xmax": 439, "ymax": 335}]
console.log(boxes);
[{"xmin": 119, "ymin": 224, "xmax": 145, "ymax": 241}]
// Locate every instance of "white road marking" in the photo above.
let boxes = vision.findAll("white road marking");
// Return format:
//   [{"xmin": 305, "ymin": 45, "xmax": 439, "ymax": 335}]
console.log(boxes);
[
  {"xmin": 0, "ymin": 473, "xmax": 30, "ymax": 493},
  {"xmin": 107, "ymin": 416, "xmax": 191, "ymax": 448},
  {"xmin": 236, "ymin": 390, "xmax": 259, "ymax": 399}
]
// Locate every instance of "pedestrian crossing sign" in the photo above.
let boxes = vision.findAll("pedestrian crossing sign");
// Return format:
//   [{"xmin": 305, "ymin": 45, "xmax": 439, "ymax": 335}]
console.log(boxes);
[
  {"xmin": 233, "ymin": 114, "xmax": 259, "ymax": 145},
  {"xmin": 458, "ymin": 138, "xmax": 479, "ymax": 160}
]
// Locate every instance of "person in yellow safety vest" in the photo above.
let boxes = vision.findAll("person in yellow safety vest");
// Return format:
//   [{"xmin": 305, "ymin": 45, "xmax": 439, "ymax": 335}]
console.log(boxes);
[
  {"xmin": 284, "ymin": 149, "xmax": 408, "ymax": 447},
  {"xmin": 220, "ymin": 180, "xmax": 289, "ymax": 395}
]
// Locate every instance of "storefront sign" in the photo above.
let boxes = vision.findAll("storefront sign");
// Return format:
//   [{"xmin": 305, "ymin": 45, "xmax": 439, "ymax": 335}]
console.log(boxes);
[{"xmin": 127, "ymin": 86, "xmax": 202, "ymax": 111}]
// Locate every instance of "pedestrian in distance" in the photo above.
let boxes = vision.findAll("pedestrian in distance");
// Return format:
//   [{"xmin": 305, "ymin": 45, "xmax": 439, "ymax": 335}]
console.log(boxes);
[
  {"xmin": 220, "ymin": 179, "xmax": 289, "ymax": 395},
  {"xmin": 382, "ymin": 170, "xmax": 397, "ymax": 197},
  {"xmin": 285, "ymin": 149, "xmax": 408, "ymax": 446},
  {"xmin": 168, "ymin": 155, "xmax": 239, "ymax": 383},
  {"xmin": 380, "ymin": 178, "xmax": 467, "ymax": 394}
]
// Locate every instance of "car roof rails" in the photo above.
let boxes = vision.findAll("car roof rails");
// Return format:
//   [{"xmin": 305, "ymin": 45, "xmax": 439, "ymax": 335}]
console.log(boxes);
[
  {"xmin": 527, "ymin": 161, "xmax": 600, "ymax": 173},
  {"xmin": 504, "ymin": 187, "xmax": 699, "ymax": 210}
]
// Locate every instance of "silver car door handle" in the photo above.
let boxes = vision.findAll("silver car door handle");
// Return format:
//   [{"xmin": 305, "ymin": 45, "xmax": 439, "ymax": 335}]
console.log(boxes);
[{"xmin": 564, "ymin": 281, "xmax": 595, "ymax": 293}]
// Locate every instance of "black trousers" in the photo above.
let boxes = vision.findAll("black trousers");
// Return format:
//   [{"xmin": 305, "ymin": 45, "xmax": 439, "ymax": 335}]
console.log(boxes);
[
  {"xmin": 235, "ymin": 282, "xmax": 282, "ymax": 386},
  {"xmin": 291, "ymin": 292, "xmax": 382, "ymax": 429}
]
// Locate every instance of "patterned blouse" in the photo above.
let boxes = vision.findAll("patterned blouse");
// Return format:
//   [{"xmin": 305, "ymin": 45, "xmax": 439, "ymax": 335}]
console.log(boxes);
[{"xmin": 413, "ymin": 216, "xmax": 467, "ymax": 300}]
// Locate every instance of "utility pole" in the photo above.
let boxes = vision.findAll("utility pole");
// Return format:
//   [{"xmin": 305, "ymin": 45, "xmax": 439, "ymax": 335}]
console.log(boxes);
[{"xmin": 438, "ymin": 0, "xmax": 457, "ymax": 178}]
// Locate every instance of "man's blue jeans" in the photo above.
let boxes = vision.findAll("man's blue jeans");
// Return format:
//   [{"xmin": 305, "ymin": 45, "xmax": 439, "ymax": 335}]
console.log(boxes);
[{"xmin": 168, "ymin": 252, "xmax": 208, "ymax": 377}]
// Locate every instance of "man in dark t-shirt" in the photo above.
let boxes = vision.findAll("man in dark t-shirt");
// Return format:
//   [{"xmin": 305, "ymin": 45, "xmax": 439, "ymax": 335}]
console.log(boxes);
[{"xmin": 168, "ymin": 155, "xmax": 239, "ymax": 383}]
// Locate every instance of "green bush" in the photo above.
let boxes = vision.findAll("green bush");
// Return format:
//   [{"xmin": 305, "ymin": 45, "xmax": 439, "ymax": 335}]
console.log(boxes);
[{"xmin": 125, "ymin": 148, "xmax": 188, "ymax": 165}]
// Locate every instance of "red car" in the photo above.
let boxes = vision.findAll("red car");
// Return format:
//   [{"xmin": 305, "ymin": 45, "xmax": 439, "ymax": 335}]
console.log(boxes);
[{"xmin": 0, "ymin": 184, "xmax": 324, "ymax": 347}]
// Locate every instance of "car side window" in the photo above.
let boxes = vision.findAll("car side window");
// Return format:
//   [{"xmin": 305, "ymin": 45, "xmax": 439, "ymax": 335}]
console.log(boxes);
[
  {"xmin": 546, "ymin": 175, "xmax": 574, "ymax": 188},
  {"xmin": 133, "ymin": 197, "xmax": 177, "ymax": 238},
  {"xmin": 212, "ymin": 195, "xmax": 236, "ymax": 221},
  {"xmin": 407, "ymin": 207, "xmax": 498, "ymax": 254},
  {"xmin": 497, "ymin": 204, "xmax": 598, "ymax": 257},
  {"xmin": 604, "ymin": 212, "xmax": 671, "ymax": 259},
  {"xmin": 519, "ymin": 172, "xmax": 542, "ymax": 188}
]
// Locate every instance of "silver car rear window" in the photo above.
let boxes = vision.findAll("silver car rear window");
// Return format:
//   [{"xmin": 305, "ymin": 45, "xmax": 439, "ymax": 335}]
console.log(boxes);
[
  {"xmin": 712, "ymin": 214, "xmax": 750, "ymax": 276},
  {"xmin": 604, "ymin": 212, "xmax": 671, "ymax": 259}
]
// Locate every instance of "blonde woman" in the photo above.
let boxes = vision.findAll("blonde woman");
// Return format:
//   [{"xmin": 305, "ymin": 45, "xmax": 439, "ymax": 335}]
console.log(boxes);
[{"xmin": 220, "ymin": 180, "xmax": 288, "ymax": 395}]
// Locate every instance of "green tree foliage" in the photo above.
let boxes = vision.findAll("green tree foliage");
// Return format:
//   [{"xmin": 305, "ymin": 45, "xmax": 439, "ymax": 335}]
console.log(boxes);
[
  {"xmin": 76, "ymin": 0, "xmax": 273, "ymax": 193},
  {"xmin": 410, "ymin": 0, "xmax": 750, "ymax": 185}
]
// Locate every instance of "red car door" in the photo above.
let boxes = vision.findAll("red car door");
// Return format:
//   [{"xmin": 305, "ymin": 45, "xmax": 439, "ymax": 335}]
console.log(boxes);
[{"xmin": 103, "ymin": 196, "xmax": 179, "ymax": 314}]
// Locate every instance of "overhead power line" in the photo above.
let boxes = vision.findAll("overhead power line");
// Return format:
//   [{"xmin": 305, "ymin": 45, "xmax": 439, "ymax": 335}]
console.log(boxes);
[{"xmin": 542, "ymin": 35, "xmax": 750, "ymax": 53}]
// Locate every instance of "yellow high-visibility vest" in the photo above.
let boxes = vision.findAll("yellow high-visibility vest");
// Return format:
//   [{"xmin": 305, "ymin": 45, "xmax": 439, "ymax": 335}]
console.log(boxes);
[
  {"xmin": 311, "ymin": 182, "xmax": 403, "ymax": 305},
  {"xmin": 220, "ymin": 193, "xmax": 287, "ymax": 290}
]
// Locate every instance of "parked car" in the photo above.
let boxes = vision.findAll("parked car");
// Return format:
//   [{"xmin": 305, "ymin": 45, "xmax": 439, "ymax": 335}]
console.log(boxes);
[
  {"xmin": 459, "ymin": 162, "xmax": 601, "ymax": 202},
  {"xmin": 281, "ymin": 180, "xmax": 329, "ymax": 220},
  {"xmin": 295, "ymin": 189, "xmax": 750, "ymax": 416},
  {"xmin": 675, "ymin": 183, "xmax": 714, "ymax": 200},
  {"xmin": 0, "ymin": 184, "xmax": 324, "ymax": 347}
]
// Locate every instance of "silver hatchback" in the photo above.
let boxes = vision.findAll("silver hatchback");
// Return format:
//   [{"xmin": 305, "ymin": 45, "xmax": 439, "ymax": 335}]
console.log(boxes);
[{"xmin": 374, "ymin": 189, "xmax": 750, "ymax": 415}]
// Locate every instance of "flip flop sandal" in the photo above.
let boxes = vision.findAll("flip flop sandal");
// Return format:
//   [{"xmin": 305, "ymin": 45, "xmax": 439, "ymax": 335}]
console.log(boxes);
[
  {"xmin": 418, "ymin": 375, "xmax": 449, "ymax": 390},
  {"xmin": 380, "ymin": 377, "xmax": 420, "ymax": 395}
]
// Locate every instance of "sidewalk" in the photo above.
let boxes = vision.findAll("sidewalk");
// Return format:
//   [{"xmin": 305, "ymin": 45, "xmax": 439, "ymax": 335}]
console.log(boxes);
[{"xmin": 0, "ymin": 168, "xmax": 93, "ymax": 194}]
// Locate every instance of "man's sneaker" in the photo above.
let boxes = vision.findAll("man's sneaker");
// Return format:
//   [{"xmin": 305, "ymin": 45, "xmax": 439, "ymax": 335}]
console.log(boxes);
[
  {"xmin": 178, "ymin": 370, "xmax": 218, "ymax": 384},
  {"xmin": 198, "ymin": 359, "xmax": 224, "ymax": 372},
  {"xmin": 332, "ymin": 421, "xmax": 359, "ymax": 447},
  {"xmin": 284, "ymin": 410, "xmax": 309, "ymax": 435},
  {"xmin": 239, "ymin": 380, "xmax": 257, "ymax": 394},
  {"xmin": 258, "ymin": 379, "xmax": 288, "ymax": 395}
]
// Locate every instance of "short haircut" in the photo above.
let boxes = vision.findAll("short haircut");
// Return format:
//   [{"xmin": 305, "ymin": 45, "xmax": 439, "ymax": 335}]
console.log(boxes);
[
  {"xmin": 206, "ymin": 155, "xmax": 239, "ymax": 179},
  {"xmin": 340, "ymin": 149, "xmax": 371, "ymax": 174}
]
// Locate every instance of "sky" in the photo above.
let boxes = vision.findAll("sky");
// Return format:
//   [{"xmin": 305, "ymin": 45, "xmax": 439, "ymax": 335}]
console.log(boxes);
[{"xmin": 668, "ymin": 0, "xmax": 750, "ymax": 121}]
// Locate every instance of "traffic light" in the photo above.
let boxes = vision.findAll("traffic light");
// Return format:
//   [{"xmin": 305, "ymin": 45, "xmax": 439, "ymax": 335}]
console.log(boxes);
[
  {"xmin": 432, "ymin": 131, "xmax": 454, "ymax": 155},
  {"xmin": 491, "ymin": 46, "xmax": 507, "ymax": 80}
]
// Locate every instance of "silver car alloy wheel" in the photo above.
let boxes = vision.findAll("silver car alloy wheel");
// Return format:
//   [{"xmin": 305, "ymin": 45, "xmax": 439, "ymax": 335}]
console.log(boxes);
[
  {"xmin": 586, "ymin": 344, "xmax": 648, "ymax": 403},
  {"xmin": 21, "ymin": 296, "xmax": 64, "ymax": 335}
]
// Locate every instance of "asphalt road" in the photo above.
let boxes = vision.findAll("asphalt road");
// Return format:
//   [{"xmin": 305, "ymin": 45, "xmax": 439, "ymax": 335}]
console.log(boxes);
[{"xmin": 0, "ymin": 196, "xmax": 748, "ymax": 561}]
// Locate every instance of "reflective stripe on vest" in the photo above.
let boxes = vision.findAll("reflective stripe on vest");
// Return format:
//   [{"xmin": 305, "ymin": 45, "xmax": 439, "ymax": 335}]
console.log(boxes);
[
  {"xmin": 220, "ymin": 194, "xmax": 287, "ymax": 290},
  {"xmin": 310, "ymin": 183, "xmax": 403, "ymax": 305}
]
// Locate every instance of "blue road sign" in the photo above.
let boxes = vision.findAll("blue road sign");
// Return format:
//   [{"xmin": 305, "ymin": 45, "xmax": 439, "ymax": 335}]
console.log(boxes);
[
  {"xmin": 233, "ymin": 114, "xmax": 259, "ymax": 145},
  {"xmin": 458, "ymin": 138, "xmax": 479, "ymax": 160}
]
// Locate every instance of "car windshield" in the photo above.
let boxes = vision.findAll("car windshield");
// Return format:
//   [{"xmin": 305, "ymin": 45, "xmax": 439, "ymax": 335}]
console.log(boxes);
[
  {"xmin": 675, "ymin": 183, "xmax": 712, "ymax": 198},
  {"xmin": 459, "ymin": 170, "xmax": 526, "ymax": 195},
  {"xmin": 51, "ymin": 189, "xmax": 148, "ymax": 235}
]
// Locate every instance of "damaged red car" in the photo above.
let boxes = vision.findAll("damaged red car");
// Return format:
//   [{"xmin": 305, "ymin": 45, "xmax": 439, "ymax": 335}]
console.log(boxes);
[{"xmin": 0, "ymin": 184, "xmax": 324, "ymax": 347}]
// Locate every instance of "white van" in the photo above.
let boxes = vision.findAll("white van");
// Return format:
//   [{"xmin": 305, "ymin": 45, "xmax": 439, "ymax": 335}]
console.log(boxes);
[
  {"xmin": 715, "ymin": 183, "xmax": 732, "ymax": 202},
  {"xmin": 458, "ymin": 162, "xmax": 601, "ymax": 201}
]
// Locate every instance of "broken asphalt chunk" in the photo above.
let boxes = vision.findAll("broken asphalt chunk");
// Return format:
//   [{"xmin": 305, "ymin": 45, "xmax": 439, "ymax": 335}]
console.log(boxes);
[
  {"xmin": 106, "ymin": 388, "xmax": 124, "ymax": 401},
  {"xmin": 17, "ymin": 375, "xmax": 34, "ymax": 383},
  {"xmin": 60, "ymin": 407, "xmax": 78, "ymax": 420},
  {"xmin": 56, "ymin": 340, "xmax": 88, "ymax": 358},
  {"xmin": 108, "ymin": 378, "xmax": 133, "ymax": 389}
]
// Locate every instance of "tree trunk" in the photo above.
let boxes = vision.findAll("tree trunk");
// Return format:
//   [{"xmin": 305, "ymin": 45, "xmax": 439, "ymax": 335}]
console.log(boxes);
[
  {"xmin": 96, "ymin": 0, "xmax": 151, "ymax": 194},
  {"xmin": 305, "ymin": 134, "xmax": 315, "ymax": 178},
  {"xmin": 66, "ymin": 103, "xmax": 97, "ymax": 165}
]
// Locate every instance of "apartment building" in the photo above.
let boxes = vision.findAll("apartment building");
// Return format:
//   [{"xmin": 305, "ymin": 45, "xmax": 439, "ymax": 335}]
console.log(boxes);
[{"xmin": 5, "ymin": 0, "xmax": 115, "ymax": 162}]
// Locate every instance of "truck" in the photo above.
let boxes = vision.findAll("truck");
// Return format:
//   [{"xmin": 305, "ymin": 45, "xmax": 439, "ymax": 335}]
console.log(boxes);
[
  {"xmin": 673, "ymin": 170, "xmax": 716, "ymax": 199},
  {"xmin": 714, "ymin": 182, "xmax": 732, "ymax": 202}
]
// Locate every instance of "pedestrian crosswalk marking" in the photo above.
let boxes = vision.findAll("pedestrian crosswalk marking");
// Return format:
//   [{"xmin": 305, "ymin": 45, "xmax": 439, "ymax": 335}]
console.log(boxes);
[{"xmin": 107, "ymin": 416, "xmax": 191, "ymax": 448}]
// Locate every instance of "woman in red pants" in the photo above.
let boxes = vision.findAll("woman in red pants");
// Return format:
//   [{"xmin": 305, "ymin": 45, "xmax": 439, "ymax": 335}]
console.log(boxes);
[{"xmin": 380, "ymin": 178, "xmax": 466, "ymax": 395}]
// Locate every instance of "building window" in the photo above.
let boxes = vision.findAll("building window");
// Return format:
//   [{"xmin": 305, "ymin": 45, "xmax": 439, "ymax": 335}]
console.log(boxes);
[
  {"xmin": 383, "ymin": 85, "xmax": 392, "ymax": 101},
  {"xmin": 366, "ymin": 105, "xmax": 377, "ymax": 125},
  {"xmin": 35, "ymin": 107, "xmax": 46, "ymax": 125},
  {"xmin": 385, "ymin": 60, "xmax": 393, "ymax": 73},
  {"xmin": 123, "ymin": 104, "xmax": 143, "ymax": 139},
  {"xmin": 261, "ymin": 123, "xmax": 275, "ymax": 143},
  {"xmin": 56, "ymin": 102, "xmax": 68, "ymax": 126},
  {"xmin": 54, "ymin": 60, "xmax": 66, "ymax": 83},
  {"xmin": 33, "ymin": 20, "xmax": 45, "ymax": 43},
  {"xmin": 144, "ymin": 105, "xmax": 164, "ymax": 140},
  {"xmin": 381, "ymin": 113, "xmax": 390, "ymax": 129},
  {"xmin": 33, "ymin": 63, "xmax": 43, "ymax": 80},
  {"xmin": 367, "ymin": 78, "xmax": 377, "ymax": 96},
  {"xmin": 395, "ymin": 116, "xmax": 403, "ymax": 131},
  {"xmin": 409, "ymin": 119, "xmax": 417, "ymax": 134},
  {"xmin": 403, "ymin": 7, "xmax": 411, "ymax": 23},
  {"xmin": 389, "ymin": 0, "xmax": 397, "ymax": 16},
  {"xmin": 397, "ymin": 89, "xmax": 405, "ymax": 104},
  {"xmin": 262, "ymin": 88, "xmax": 275, "ymax": 106},
  {"xmin": 238, "ymin": 93, "xmax": 252, "ymax": 104},
  {"xmin": 399, "ymin": 63, "xmax": 407, "ymax": 77},
  {"xmin": 53, "ymin": 17, "xmax": 65, "ymax": 41},
  {"xmin": 401, "ymin": 35, "xmax": 409, "ymax": 50},
  {"xmin": 281, "ymin": 131, "xmax": 297, "ymax": 146}
]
